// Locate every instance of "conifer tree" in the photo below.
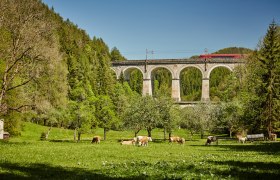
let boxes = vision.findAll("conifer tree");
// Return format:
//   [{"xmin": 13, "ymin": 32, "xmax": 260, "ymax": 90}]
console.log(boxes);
[
  {"xmin": 243, "ymin": 21, "xmax": 280, "ymax": 135},
  {"xmin": 257, "ymin": 21, "xmax": 280, "ymax": 136},
  {"xmin": 110, "ymin": 47, "xmax": 126, "ymax": 61}
]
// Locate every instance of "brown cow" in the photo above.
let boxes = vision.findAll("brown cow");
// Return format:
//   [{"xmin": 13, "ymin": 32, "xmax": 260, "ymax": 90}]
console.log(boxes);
[
  {"xmin": 270, "ymin": 133, "xmax": 277, "ymax": 141},
  {"xmin": 169, "ymin": 136, "xmax": 185, "ymax": 144},
  {"xmin": 136, "ymin": 136, "xmax": 152, "ymax": 146},
  {"xmin": 169, "ymin": 136, "xmax": 181, "ymax": 142},
  {"xmin": 179, "ymin": 138, "xmax": 185, "ymax": 144},
  {"xmin": 91, "ymin": 136, "xmax": 101, "ymax": 144}
]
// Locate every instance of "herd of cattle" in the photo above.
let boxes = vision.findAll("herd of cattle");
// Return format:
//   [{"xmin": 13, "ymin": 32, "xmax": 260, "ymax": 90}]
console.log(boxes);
[
  {"xmin": 91, "ymin": 135, "xmax": 185, "ymax": 146},
  {"xmin": 91, "ymin": 133, "xmax": 277, "ymax": 146}
]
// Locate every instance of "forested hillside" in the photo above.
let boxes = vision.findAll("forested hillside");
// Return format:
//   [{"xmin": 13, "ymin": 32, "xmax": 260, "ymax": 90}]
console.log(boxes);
[
  {"xmin": 0, "ymin": 0, "xmax": 126, "ymax": 137},
  {"xmin": 213, "ymin": 47, "xmax": 252, "ymax": 54}
]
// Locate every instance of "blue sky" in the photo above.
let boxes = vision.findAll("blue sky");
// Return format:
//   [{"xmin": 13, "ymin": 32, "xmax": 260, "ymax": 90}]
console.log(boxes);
[{"xmin": 42, "ymin": 0, "xmax": 280, "ymax": 60}]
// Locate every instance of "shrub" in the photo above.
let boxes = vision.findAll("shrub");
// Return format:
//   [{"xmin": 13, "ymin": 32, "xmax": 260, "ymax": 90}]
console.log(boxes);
[
  {"xmin": 2, "ymin": 112, "xmax": 23, "ymax": 136},
  {"xmin": 40, "ymin": 132, "xmax": 47, "ymax": 140}
]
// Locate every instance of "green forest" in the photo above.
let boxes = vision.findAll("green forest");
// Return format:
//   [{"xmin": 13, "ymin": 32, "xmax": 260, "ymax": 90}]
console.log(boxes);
[{"xmin": 0, "ymin": 0, "xmax": 280, "ymax": 140}]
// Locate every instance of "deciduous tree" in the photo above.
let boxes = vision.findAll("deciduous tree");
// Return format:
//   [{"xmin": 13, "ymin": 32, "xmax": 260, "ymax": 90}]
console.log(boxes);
[
  {"xmin": 123, "ymin": 96, "xmax": 160, "ymax": 137},
  {"xmin": 95, "ymin": 95, "xmax": 118, "ymax": 140}
]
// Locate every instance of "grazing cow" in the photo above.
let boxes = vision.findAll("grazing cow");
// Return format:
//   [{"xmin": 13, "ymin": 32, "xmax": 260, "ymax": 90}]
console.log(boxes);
[
  {"xmin": 236, "ymin": 133, "xmax": 247, "ymax": 143},
  {"xmin": 205, "ymin": 136, "xmax": 217, "ymax": 145},
  {"xmin": 91, "ymin": 136, "xmax": 101, "ymax": 144},
  {"xmin": 236, "ymin": 134, "xmax": 245, "ymax": 143},
  {"xmin": 236, "ymin": 134, "xmax": 243, "ymax": 140},
  {"xmin": 270, "ymin": 133, "xmax": 277, "ymax": 141},
  {"xmin": 238, "ymin": 137, "xmax": 247, "ymax": 144},
  {"xmin": 169, "ymin": 136, "xmax": 181, "ymax": 143},
  {"xmin": 169, "ymin": 136, "xmax": 185, "ymax": 144},
  {"xmin": 179, "ymin": 138, "xmax": 185, "ymax": 144},
  {"xmin": 120, "ymin": 140, "xmax": 135, "ymax": 145},
  {"xmin": 136, "ymin": 136, "xmax": 152, "ymax": 146}
]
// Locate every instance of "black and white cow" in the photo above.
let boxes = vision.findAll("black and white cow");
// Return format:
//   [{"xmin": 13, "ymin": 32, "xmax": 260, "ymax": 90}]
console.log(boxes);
[{"xmin": 205, "ymin": 136, "xmax": 217, "ymax": 145}]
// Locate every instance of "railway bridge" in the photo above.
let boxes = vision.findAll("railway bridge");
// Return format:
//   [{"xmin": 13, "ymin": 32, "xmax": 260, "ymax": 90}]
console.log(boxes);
[{"xmin": 111, "ymin": 58, "xmax": 244, "ymax": 102}]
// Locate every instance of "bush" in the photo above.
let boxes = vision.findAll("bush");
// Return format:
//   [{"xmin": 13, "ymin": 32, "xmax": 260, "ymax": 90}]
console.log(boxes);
[
  {"xmin": 40, "ymin": 132, "xmax": 47, "ymax": 140},
  {"xmin": 2, "ymin": 112, "xmax": 23, "ymax": 136}
]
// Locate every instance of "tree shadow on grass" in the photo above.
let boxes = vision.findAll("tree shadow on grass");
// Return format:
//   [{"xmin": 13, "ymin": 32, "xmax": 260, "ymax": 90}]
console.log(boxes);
[
  {"xmin": 149, "ymin": 139, "xmax": 200, "ymax": 144},
  {"xmin": 0, "ymin": 162, "xmax": 142, "ymax": 180},
  {"xmin": 207, "ymin": 160, "xmax": 280, "ymax": 180},
  {"xmin": 0, "ymin": 141, "xmax": 32, "ymax": 145},
  {"xmin": 214, "ymin": 142, "xmax": 280, "ymax": 154},
  {"xmin": 2, "ymin": 160, "xmax": 279, "ymax": 179},
  {"xmin": 190, "ymin": 142, "xmax": 280, "ymax": 154},
  {"xmin": 151, "ymin": 139, "xmax": 168, "ymax": 143}
]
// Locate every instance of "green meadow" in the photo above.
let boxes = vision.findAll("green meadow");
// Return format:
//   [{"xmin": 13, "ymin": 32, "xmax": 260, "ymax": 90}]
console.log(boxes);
[{"xmin": 0, "ymin": 122, "xmax": 280, "ymax": 179}]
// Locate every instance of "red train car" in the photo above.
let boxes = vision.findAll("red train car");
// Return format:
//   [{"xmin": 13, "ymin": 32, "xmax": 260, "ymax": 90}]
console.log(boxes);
[{"xmin": 199, "ymin": 54, "xmax": 243, "ymax": 59}]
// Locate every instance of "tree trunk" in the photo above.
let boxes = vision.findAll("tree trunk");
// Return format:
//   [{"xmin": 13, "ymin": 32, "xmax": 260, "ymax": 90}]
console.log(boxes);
[
  {"xmin": 190, "ymin": 131, "xmax": 194, "ymax": 141},
  {"xmin": 134, "ymin": 128, "xmax": 141, "ymax": 137},
  {"xmin": 0, "ymin": 70, "xmax": 8, "ymax": 114},
  {"xmin": 163, "ymin": 128, "xmax": 166, "ymax": 140},
  {"xmin": 104, "ymin": 128, "xmax": 107, "ymax": 141},
  {"xmin": 44, "ymin": 119, "xmax": 47, "ymax": 126},
  {"xmin": 200, "ymin": 130, "xmax": 204, "ymax": 139},
  {"xmin": 45, "ymin": 126, "xmax": 52, "ymax": 140},
  {"xmin": 78, "ymin": 132, "xmax": 81, "ymax": 142},
  {"xmin": 147, "ymin": 128, "xmax": 152, "ymax": 137},
  {"xmin": 229, "ymin": 126, "xmax": 233, "ymax": 138},
  {"xmin": 267, "ymin": 126, "xmax": 272, "ymax": 140},
  {"xmin": 74, "ymin": 128, "xmax": 77, "ymax": 141},
  {"xmin": 268, "ymin": 92, "xmax": 272, "ymax": 140}
]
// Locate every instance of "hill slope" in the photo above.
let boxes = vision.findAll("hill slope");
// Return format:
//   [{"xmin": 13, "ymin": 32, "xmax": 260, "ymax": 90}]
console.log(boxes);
[{"xmin": 213, "ymin": 47, "xmax": 253, "ymax": 54}]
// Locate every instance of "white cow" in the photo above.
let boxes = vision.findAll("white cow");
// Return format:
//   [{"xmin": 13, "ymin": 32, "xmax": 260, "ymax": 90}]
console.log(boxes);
[
  {"xmin": 136, "ymin": 136, "xmax": 152, "ymax": 146},
  {"xmin": 238, "ymin": 137, "xmax": 247, "ymax": 144},
  {"xmin": 120, "ymin": 140, "xmax": 136, "ymax": 145}
]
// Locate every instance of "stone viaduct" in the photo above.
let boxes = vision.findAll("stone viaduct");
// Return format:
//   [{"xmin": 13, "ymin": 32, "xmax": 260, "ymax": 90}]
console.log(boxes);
[{"xmin": 111, "ymin": 58, "xmax": 244, "ymax": 102}]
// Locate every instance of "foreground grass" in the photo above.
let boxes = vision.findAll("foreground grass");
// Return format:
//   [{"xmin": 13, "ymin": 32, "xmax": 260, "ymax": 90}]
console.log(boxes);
[{"xmin": 0, "ymin": 123, "xmax": 280, "ymax": 179}]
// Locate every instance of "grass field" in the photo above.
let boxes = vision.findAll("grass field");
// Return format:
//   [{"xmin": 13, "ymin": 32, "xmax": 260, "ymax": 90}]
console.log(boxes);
[{"xmin": 1, "ymin": 122, "xmax": 280, "ymax": 179}]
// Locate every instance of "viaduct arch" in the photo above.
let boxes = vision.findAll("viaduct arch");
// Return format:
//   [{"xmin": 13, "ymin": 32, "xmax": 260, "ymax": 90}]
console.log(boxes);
[{"xmin": 111, "ymin": 58, "xmax": 244, "ymax": 102}]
